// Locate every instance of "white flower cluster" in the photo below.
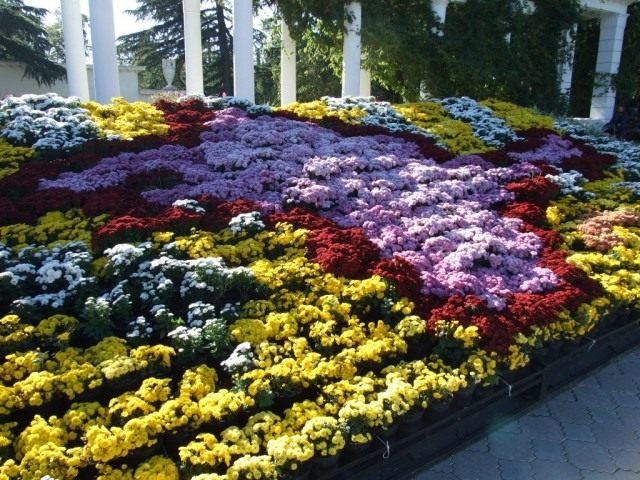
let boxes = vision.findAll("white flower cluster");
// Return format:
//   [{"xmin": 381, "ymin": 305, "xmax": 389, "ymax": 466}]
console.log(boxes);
[
  {"xmin": 440, "ymin": 96, "xmax": 520, "ymax": 147},
  {"xmin": 228, "ymin": 211, "xmax": 265, "ymax": 235},
  {"xmin": 221, "ymin": 342, "xmax": 256, "ymax": 375},
  {"xmin": 545, "ymin": 170, "xmax": 593, "ymax": 197},
  {"xmin": 126, "ymin": 316, "xmax": 154, "ymax": 339},
  {"xmin": 186, "ymin": 300, "xmax": 217, "ymax": 327},
  {"xmin": 97, "ymin": 242, "xmax": 255, "ymax": 343},
  {"xmin": 0, "ymin": 93, "xmax": 98, "ymax": 155},
  {"xmin": 324, "ymin": 96, "xmax": 432, "ymax": 137},
  {"xmin": 103, "ymin": 242, "xmax": 153, "ymax": 277},
  {"xmin": 180, "ymin": 94, "xmax": 273, "ymax": 116},
  {"xmin": 0, "ymin": 242, "xmax": 95, "ymax": 318},
  {"xmin": 167, "ymin": 301, "xmax": 241, "ymax": 357},
  {"xmin": 172, "ymin": 198, "xmax": 206, "ymax": 214}
]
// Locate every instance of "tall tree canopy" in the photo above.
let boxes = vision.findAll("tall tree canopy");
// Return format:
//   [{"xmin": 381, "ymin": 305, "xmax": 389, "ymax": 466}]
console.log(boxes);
[
  {"xmin": 118, "ymin": 0, "xmax": 233, "ymax": 95},
  {"xmin": 616, "ymin": 2, "xmax": 640, "ymax": 103},
  {"xmin": 0, "ymin": 0, "xmax": 66, "ymax": 86},
  {"xmin": 260, "ymin": 0, "xmax": 581, "ymax": 112}
]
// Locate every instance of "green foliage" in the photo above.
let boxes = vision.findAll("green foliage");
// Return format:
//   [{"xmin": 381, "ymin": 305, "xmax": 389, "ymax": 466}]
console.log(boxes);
[
  {"xmin": 117, "ymin": 0, "xmax": 232, "ymax": 95},
  {"xmin": 0, "ymin": 0, "xmax": 66, "ymax": 86},
  {"xmin": 43, "ymin": 9, "xmax": 90, "ymax": 65},
  {"xmin": 616, "ymin": 3, "xmax": 640, "ymax": 103},
  {"xmin": 569, "ymin": 18, "xmax": 599, "ymax": 117},
  {"xmin": 425, "ymin": 0, "xmax": 580, "ymax": 112},
  {"xmin": 261, "ymin": 0, "xmax": 581, "ymax": 112}
]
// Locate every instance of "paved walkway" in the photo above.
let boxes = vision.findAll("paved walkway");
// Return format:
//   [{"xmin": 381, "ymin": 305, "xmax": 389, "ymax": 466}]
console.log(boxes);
[{"xmin": 411, "ymin": 346, "xmax": 640, "ymax": 480}]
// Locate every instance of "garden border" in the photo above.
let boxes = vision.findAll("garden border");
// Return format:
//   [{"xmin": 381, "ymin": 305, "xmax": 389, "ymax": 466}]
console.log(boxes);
[{"xmin": 311, "ymin": 312, "xmax": 640, "ymax": 480}]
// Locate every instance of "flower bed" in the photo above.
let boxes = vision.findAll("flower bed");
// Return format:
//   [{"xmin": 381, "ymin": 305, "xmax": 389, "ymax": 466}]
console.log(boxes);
[{"xmin": 0, "ymin": 94, "xmax": 638, "ymax": 479}]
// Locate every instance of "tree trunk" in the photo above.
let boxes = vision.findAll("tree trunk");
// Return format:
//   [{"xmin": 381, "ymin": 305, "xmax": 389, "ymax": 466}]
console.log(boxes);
[{"xmin": 216, "ymin": 2, "xmax": 232, "ymax": 95}]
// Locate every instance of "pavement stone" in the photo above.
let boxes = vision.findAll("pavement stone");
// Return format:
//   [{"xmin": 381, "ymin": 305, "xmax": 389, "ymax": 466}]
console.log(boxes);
[
  {"xmin": 530, "ymin": 438, "xmax": 566, "ymax": 462},
  {"xmin": 596, "ymin": 373, "xmax": 637, "ymax": 393},
  {"xmin": 615, "ymin": 407, "xmax": 640, "ymax": 430},
  {"xmin": 413, "ymin": 470, "xmax": 456, "ymax": 480},
  {"xmin": 530, "ymin": 459, "xmax": 581, "ymax": 480},
  {"xmin": 588, "ymin": 405, "xmax": 622, "ymax": 426},
  {"xmin": 498, "ymin": 459, "xmax": 532, "ymax": 480},
  {"xmin": 589, "ymin": 423, "xmax": 639, "ymax": 450},
  {"xmin": 451, "ymin": 451, "xmax": 500, "ymax": 480},
  {"xmin": 580, "ymin": 471, "xmax": 616, "ymax": 480},
  {"xmin": 548, "ymin": 398, "xmax": 594, "ymax": 425},
  {"xmin": 561, "ymin": 422, "xmax": 596, "ymax": 442},
  {"xmin": 519, "ymin": 416, "xmax": 564, "ymax": 441},
  {"xmin": 564, "ymin": 440, "xmax": 617, "ymax": 473},
  {"xmin": 610, "ymin": 449, "xmax": 640, "ymax": 472},
  {"xmin": 410, "ymin": 348, "xmax": 640, "ymax": 480},
  {"xmin": 573, "ymin": 385, "xmax": 617, "ymax": 409},
  {"xmin": 612, "ymin": 470, "xmax": 640, "ymax": 480},
  {"xmin": 609, "ymin": 390, "xmax": 640, "ymax": 409},
  {"xmin": 488, "ymin": 431, "xmax": 531, "ymax": 461}
]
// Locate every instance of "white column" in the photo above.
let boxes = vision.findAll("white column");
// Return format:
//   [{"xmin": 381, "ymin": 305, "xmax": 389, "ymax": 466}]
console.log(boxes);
[
  {"xmin": 233, "ymin": 0, "xmax": 255, "ymax": 102},
  {"xmin": 182, "ymin": 0, "xmax": 204, "ymax": 96},
  {"xmin": 60, "ymin": 0, "xmax": 89, "ymax": 100},
  {"xmin": 88, "ymin": 0, "xmax": 120, "ymax": 103},
  {"xmin": 280, "ymin": 19, "xmax": 296, "ymax": 105},
  {"xmin": 432, "ymin": 0, "xmax": 449, "ymax": 23},
  {"xmin": 360, "ymin": 67, "xmax": 371, "ymax": 97},
  {"xmin": 590, "ymin": 11, "xmax": 629, "ymax": 121},
  {"xmin": 559, "ymin": 26, "xmax": 577, "ymax": 100},
  {"xmin": 341, "ymin": 1, "xmax": 361, "ymax": 97}
]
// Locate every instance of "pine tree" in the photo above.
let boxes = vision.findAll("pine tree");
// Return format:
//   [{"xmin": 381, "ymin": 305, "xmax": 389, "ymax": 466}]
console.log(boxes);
[
  {"xmin": 118, "ymin": 0, "xmax": 232, "ymax": 95},
  {"xmin": 0, "ymin": 0, "xmax": 66, "ymax": 86}
]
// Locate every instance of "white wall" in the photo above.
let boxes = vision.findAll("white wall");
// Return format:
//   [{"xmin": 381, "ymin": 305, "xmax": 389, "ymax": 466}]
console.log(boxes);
[{"xmin": 0, "ymin": 61, "xmax": 144, "ymax": 101}]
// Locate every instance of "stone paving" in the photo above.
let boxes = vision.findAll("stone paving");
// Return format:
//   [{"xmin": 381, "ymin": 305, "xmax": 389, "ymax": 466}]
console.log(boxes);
[{"xmin": 411, "ymin": 346, "xmax": 640, "ymax": 480}]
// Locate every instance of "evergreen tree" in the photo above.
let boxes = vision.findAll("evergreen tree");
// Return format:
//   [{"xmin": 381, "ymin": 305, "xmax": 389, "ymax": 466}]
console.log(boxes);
[
  {"xmin": 118, "ymin": 0, "xmax": 232, "ymax": 95},
  {"xmin": 0, "ymin": 0, "xmax": 66, "ymax": 86}
]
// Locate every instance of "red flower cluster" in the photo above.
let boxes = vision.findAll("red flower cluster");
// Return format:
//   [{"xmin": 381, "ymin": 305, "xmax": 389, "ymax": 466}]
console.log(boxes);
[
  {"xmin": 306, "ymin": 226, "xmax": 381, "ymax": 279},
  {"xmin": 94, "ymin": 206, "xmax": 202, "ymax": 249},
  {"xmin": 369, "ymin": 256, "xmax": 423, "ymax": 300},
  {"xmin": 155, "ymin": 98, "xmax": 216, "ymax": 147},
  {"xmin": 81, "ymin": 186, "xmax": 156, "ymax": 218},
  {"xmin": 266, "ymin": 207, "xmax": 335, "ymax": 231},
  {"xmin": 563, "ymin": 141, "xmax": 616, "ymax": 181},
  {"xmin": 500, "ymin": 201, "xmax": 546, "ymax": 226},
  {"xmin": 505, "ymin": 128, "xmax": 555, "ymax": 152},
  {"xmin": 198, "ymin": 197, "xmax": 261, "ymax": 232},
  {"xmin": 505, "ymin": 176, "xmax": 560, "ymax": 206}
]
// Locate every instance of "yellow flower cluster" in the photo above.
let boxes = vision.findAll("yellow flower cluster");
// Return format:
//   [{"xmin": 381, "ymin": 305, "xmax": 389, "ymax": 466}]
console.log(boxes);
[
  {"xmin": 394, "ymin": 102, "xmax": 490, "ymax": 154},
  {"xmin": 382, "ymin": 359, "xmax": 467, "ymax": 407},
  {"xmin": 133, "ymin": 455, "xmax": 180, "ymax": 480},
  {"xmin": 82, "ymin": 97, "xmax": 169, "ymax": 139},
  {"xmin": 458, "ymin": 350, "xmax": 499, "ymax": 384},
  {"xmin": 0, "ymin": 350, "xmax": 45, "ymax": 382},
  {"xmin": 0, "ymin": 314, "xmax": 79, "ymax": 353},
  {"xmin": 0, "ymin": 138, "xmax": 34, "ymax": 180},
  {"xmin": 279, "ymin": 100, "xmax": 366, "ymax": 124},
  {"xmin": 0, "ymin": 421, "xmax": 17, "ymax": 450},
  {"xmin": 0, "ymin": 414, "xmax": 85, "ymax": 479},
  {"xmin": 0, "ymin": 209, "xmax": 108, "ymax": 250},
  {"xmin": 179, "ymin": 364, "xmax": 218, "ymax": 400},
  {"xmin": 227, "ymin": 454, "xmax": 278, "ymax": 480},
  {"xmin": 266, "ymin": 434, "xmax": 314, "ymax": 471},
  {"xmin": 300, "ymin": 416, "xmax": 346, "ymax": 457},
  {"xmin": 525, "ymin": 298, "xmax": 612, "ymax": 346},
  {"xmin": 480, "ymin": 99, "xmax": 555, "ymax": 130},
  {"xmin": 0, "ymin": 338, "xmax": 174, "ymax": 419},
  {"xmin": 62, "ymin": 401, "xmax": 108, "ymax": 442}
]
